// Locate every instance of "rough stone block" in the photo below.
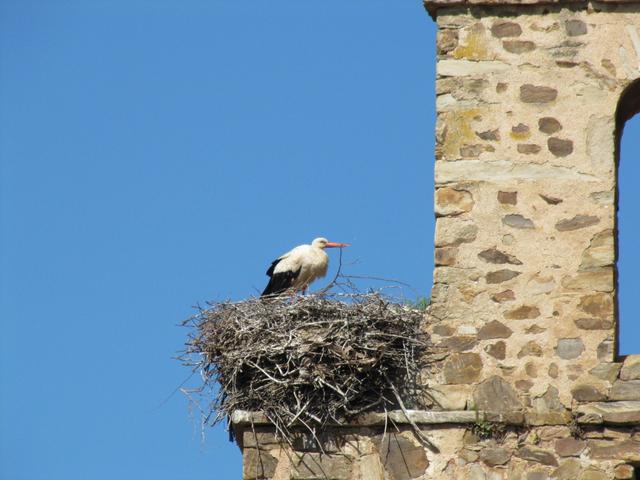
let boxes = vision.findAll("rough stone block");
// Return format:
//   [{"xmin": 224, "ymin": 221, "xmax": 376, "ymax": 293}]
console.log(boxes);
[
  {"xmin": 590, "ymin": 190, "xmax": 614, "ymax": 206},
  {"xmin": 518, "ymin": 341, "xmax": 543, "ymax": 358},
  {"xmin": 565, "ymin": 19, "xmax": 587, "ymax": 36},
  {"xmin": 497, "ymin": 191, "xmax": 517, "ymax": 205},
  {"xmin": 539, "ymin": 193, "xmax": 563, "ymax": 205},
  {"xmin": 429, "ymin": 384, "xmax": 472, "ymax": 410},
  {"xmin": 377, "ymin": 434, "xmax": 428, "ymax": 480},
  {"xmin": 590, "ymin": 363, "xmax": 622, "ymax": 383},
  {"xmin": 480, "ymin": 447, "xmax": 511, "ymax": 466},
  {"xmin": 575, "ymin": 317, "xmax": 613, "ymax": 330},
  {"xmin": 571, "ymin": 383, "xmax": 609, "ymax": 402},
  {"xmin": 555, "ymin": 215, "xmax": 600, "ymax": 231},
  {"xmin": 518, "ymin": 143, "xmax": 542, "ymax": 154},
  {"xmin": 492, "ymin": 290, "xmax": 515, "ymax": 303},
  {"xmin": 485, "ymin": 341, "xmax": 507, "ymax": 360},
  {"xmin": 527, "ymin": 471, "xmax": 550, "ymax": 480},
  {"xmin": 433, "ymin": 324, "xmax": 455, "ymax": 336},
  {"xmin": 520, "ymin": 84, "xmax": 558, "ymax": 103},
  {"xmin": 516, "ymin": 379, "xmax": 534, "ymax": 392},
  {"xmin": 435, "ymin": 218, "xmax": 478, "ymax": 246},
  {"xmin": 552, "ymin": 458, "xmax": 583, "ymax": 480},
  {"xmin": 554, "ymin": 438, "xmax": 586, "ymax": 457},
  {"xmin": 581, "ymin": 468, "xmax": 609, "ymax": 480},
  {"xmin": 293, "ymin": 452, "xmax": 353, "ymax": 480},
  {"xmin": 503, "ymin": 40, "xmax": 535, "ymax": 53},
  {"xmin": 242, "ymin": 430, "xmax": 279, "ymax": 449},
  {"xmin": 486, "ymin": 269, "xmax": 521, "ymax": 284},
  {"xmin": 578, "ymin": 293, "xmax": 613, "ymax": 317},
  {"xmin": 613, "ymin": 464, "xmax": 635, "ymax": 479},
  {"xmin": 598, "ymin": 340, "xmax": 615, "ymax": 361},
  {"xmin": 588, "ymin": 439, "xmax": 640, "ymax": 462},
  {"xmin": 291, "ymin": 433, "xmax": 343, "ymax": 454},
  {"xmin": 444, "ymin": 352, "xmax": 483, "ymax": 384},
  {"xmin": 435, "ymin": 246, "xmax": 458, "ymax": 266},
  {"xmin": 516, "ymin": 446, "xmax": 559, "ymax": 466},
  {"xmin": 620, "ymin": 355, "xmax": 640, "ymax": 381},
  {"xmin": 478, "ymin": 248, "xmax": 522, "ymax": 265},
  {"xmin": 439, "ymin": 335, "xmax": 478, "ymax": 352},
  {"xmin": 438, "ymin": 59, "xmax": 510, "ymax": 77},
  {"xmin": 505, "ymin": 305, "xmax": 540, "ymax": 320},
  {"xmin": 525, "ymin": 411, "xmax": 572, "ymax": 425},
  {"xmin": 502, "ymin": 214, "xmax": 535, "ymax": 229},
  {"xmin": 610, "ymin": 380, "xmax": 640, "ymax": 401},
  {"xmin": 576, "ymin": 402, "xmax": 640, "ymax": 425},
  {"xmin": 561, "ymin": 268, "xmax": 614, "ymax": 292},
  {"xmin": 491, "ymin": 21, "xmax": 522, "ymax": 38},
  {"xmin": 473, "ymin": 375, "xmax": 523, "ymax": 413},
  {"xmin": 357, "ymin": 454, "xmax": 384, "ymax": 480},
  {"xmin": 437, "ymin": 29, "xmax": 459, "ymax": 54},
  {"xmin": 435, "ymin": 160, "xmax": 599, "ymax": 184},
  {"xmin": 547, "ymin": 137, "xmax": 574, "ymax": 157},
  {"xmin": 556, "ymin": 338, "xmax": 585, "ymax": 359},
  {"xmin": 435, "ymin": 187, "xmax": 474, "ymax": 216},
  {"xmin": 244, "ymin": 448, "xmax": 279, "ymax": 480},
  {"xmin": 535, "ymin": 386, "xmax": 565, "ymax": 412},
  {"xmin": 538, "ymin": 117, "xmax": 562, "ymax": 134},
  {"xmin": 478, "ymin": 320, "xmax": 513, "ymax": 340},
  {"xmin": 580, "ymin": 230, "xmax": 614, "ymax": 270}
]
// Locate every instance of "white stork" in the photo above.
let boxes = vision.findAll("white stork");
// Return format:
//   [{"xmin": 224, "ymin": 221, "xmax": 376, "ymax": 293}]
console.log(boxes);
[{"xmin": 261, "ymin": 237, "xmax": 350, "ymax": 296}]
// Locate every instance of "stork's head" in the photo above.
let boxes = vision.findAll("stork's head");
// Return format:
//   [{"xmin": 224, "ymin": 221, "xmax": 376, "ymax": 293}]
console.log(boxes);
[{"xmin": 312, "ymin": 237, "xmax": 350, "ymax": 249}]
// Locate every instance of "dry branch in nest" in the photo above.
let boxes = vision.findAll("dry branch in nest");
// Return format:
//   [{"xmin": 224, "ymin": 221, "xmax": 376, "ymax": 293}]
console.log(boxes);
[{"xmin": 180, "ymin": 289, "xmax": 441, "ymax": 449}]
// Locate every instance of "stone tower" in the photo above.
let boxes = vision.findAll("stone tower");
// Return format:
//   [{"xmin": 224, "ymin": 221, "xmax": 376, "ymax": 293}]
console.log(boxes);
[{"xmin": 234, "ymin": 1, "xmax": 640, "ymax": 478}]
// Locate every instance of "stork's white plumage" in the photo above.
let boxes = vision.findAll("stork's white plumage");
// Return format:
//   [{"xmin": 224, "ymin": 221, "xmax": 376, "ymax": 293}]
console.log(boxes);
[{"xmin": 261, "ymin": 237, "xmax": 350, "ymax": 296}]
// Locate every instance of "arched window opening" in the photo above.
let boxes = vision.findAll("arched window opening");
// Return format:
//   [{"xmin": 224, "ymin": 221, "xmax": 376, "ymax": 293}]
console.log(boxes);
[{"xmin": 616, "ymin": 80, "xmax": 640, "ymax": 356}]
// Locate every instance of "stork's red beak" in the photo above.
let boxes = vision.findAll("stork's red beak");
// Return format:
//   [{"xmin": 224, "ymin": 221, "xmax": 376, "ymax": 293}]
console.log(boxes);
[{"xmin": 325, "ymin": 242, "xmax": 350, "ymax": 248}]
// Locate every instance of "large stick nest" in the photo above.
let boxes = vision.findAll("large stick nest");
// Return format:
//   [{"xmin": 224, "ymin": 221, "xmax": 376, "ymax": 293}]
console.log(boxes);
[{"xmin": 181, "ymin": 290, "xmax": 441, "ymax": 443}]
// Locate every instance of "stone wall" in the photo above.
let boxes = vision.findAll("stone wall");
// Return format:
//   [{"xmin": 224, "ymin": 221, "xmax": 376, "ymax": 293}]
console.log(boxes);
[
  {"xmin": 235, "ymin": 407, "xmax": 639, "ymax": 479},
  {"xmin": 234, "ymin": 2, "xmax": 640, "ymax": 478},
  {"xmin": 429, "ymin": 0, "xmax": 640, "ymax": 413}
]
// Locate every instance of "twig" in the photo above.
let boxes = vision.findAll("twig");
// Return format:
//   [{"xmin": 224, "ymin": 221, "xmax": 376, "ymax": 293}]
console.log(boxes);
[
  {"xmin": 317, "ymin": 247, "xmax": 345, "ymax": 295},
  {"xmin": 384, "ymin": 374, "xmax": 439, "ymax": 453},
  {"xmin": 339, "ymin": 274, "xmax": 416, "ymax": 290}
]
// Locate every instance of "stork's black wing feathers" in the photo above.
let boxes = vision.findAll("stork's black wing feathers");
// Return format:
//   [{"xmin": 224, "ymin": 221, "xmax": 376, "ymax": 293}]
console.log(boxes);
[
  {"xmin": 261, "ymin": 264, "xmax": 301, "ymax": 297},
  {"xmin": 266, "ymin": 258, "xmax": 281, "ymax": 277}
]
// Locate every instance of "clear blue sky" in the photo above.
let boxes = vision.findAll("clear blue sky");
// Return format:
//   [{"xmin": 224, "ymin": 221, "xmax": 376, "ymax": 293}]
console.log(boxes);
[{"xmin": 0, "ymin": 1, "xmax": 638, "ymax": 479}]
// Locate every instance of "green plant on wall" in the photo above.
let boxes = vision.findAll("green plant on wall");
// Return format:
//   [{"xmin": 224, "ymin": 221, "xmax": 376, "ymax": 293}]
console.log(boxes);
[
  {"xmin": 471, "ymin": 409, "xmax": 507, "ymax": 442},
  {"xmin": 406, "ymin": 296, "xmax": 430, "ymax": 311}
]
